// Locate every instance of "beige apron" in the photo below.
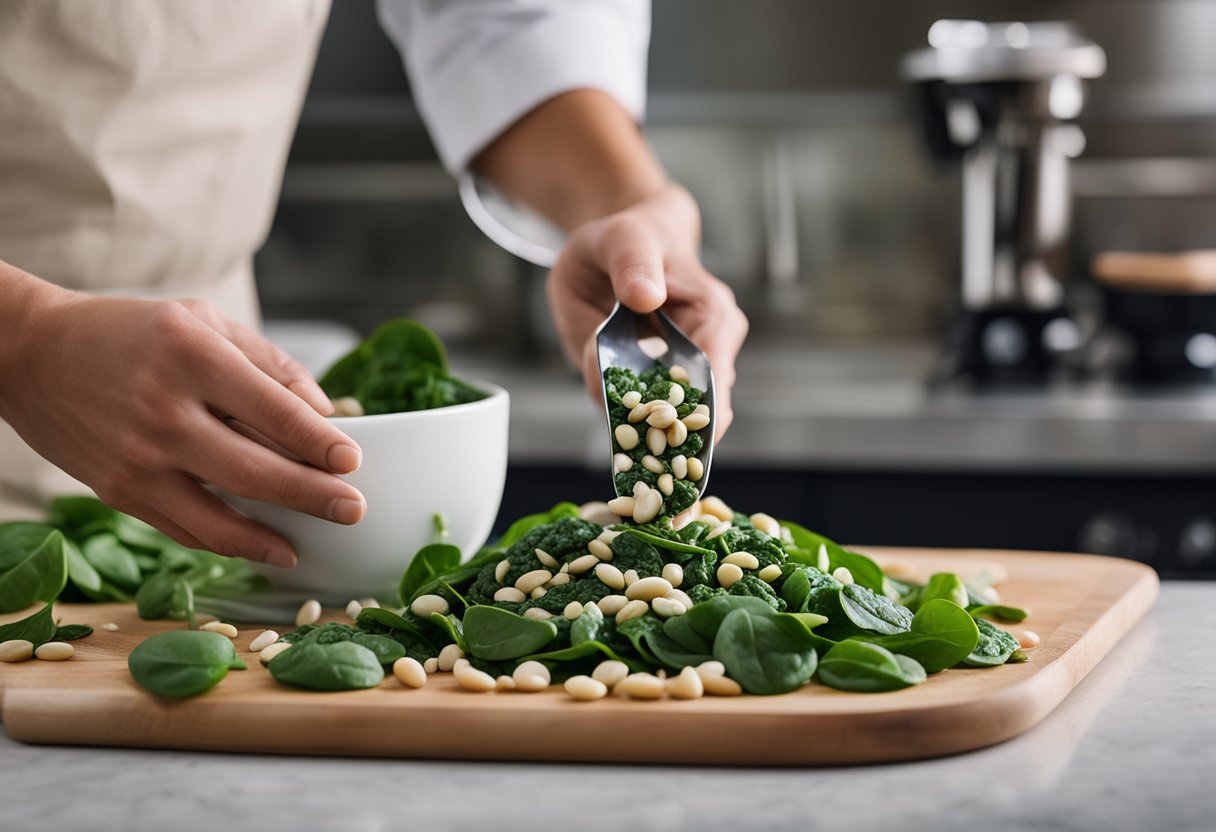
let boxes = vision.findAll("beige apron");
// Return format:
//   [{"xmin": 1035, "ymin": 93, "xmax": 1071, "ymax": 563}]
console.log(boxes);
[{"xmin": 0, "ymin": 0, "xmax": 330, "ymax": 519}]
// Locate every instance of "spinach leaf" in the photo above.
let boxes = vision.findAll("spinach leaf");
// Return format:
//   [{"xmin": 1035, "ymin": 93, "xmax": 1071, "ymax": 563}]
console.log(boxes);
[
  {"xmin": 919, "ymin": 572, "xmax": 969, "ymax": 610},
  {"xmin": 570, "ymin": 605, "xmax": 605, "ymax": 645},
  {"xmin": 839, "ymin": 584, "xmax": 913, "ymax": 635},
  {"xmin": 356, "ymin": 607, "xmax": 449, "ymax": 661},
  {"xmin": 113, "ymin": 514, "xmax": 171, "ymax": 552},
  {"xmin": 861, "ymin": 599, "xmax": 979, "ymax": 673},
  {"xmin": 0, "ymin": 522, "xmax": 56, "ymax": 571},
  {"xmin": 620, "ymin": 614, "xmax": 714, "ymax": 669},
  {"xmin": 53, "ymin": 623, "xmax": 94, "ymax": 641},
  {"xmin": 712, "ymin": 607, "xmax": 820, "ymax": 695},
  {"xmin": 0, "ymin": 603, "xmax": 56, "ymax": 646},
  {"xmin": 428, "ymin": 612, "xmax": 465, "ymax": 649},
  {"xmin": 522, "ymin": 640, "xmax": 640, "ymax": 669},
  {"xmin": 817, "ymin": 641, "xmax": 927, "ymax": 693},
  {"xmin": 399, "ymin": 542, "xmax": 462, "ymax": 606},
  {"xmin": 0, "ymin": 529, "xmax": 69, "ymax": 613},
  {"xmin": 661, "ymin": 595, "xmax": 777, "ymax": 655},
  {"xmin": 351, "ymin": 633, "xmax": 407, "ymax": 666},
  {"xmin": 47, "ymin": 496, "xmax": 116, "ymax": 540},
  {"xmin": 268, "ymin": 640, "xmax": 385, "ymax": 691},
  {"xmin": 963, "ymin": 617, "xmax": 1020, "ymax": 667},
  {"xmin": 778, "ymin": 520, "xmax": 885, "ymax": 592},
  {"xmin": 462, "ymin": 605, "xmax": 557, "ymax": 660},
  {"xmin": 618, "ymin": 527, "xmax": 714, "ymax": 556},
  {"xmin": 64, "ymin": 538, "xmax": 103, "ymax": 594},
  {"xmin": 127, "ymin": 630, "xmax": 239, "ymax": 697},
  {"xmin": 968, "ymin": 604, "xmax": 1029, "ymax": 623},
  {"xmin": 135, "ymin": 571, "xmax": 190, "ymax": 621},
  {"xmin": 82, "ymin": 534, "xmax": 142, "ymax": 589}
]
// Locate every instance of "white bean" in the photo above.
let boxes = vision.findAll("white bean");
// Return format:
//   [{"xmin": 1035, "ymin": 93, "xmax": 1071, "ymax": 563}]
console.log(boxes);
[
  {"xmin": 595, "ymin": 562, "xmax": 626, "ymax": 590},
  {"xmin": 627, "ymin": 401, "xmax": 654, "ymax": 423},
  {"xmin": 668, "ymin": 666, "xmax": 705, "ymax": 700},
  {"xmin": 359, "ymin": 598, "xmax": 381, "ymax": 609},
  {"xmin": 758, "ymin": 564, "xmax": 783, "ymax": 583},
  {"xmin": 632, "ymin": 490, "xmax": 664, "ymax": 524},
  {"xmin": 671, "ymin": 454, "xmax": 688, "ymax": 480},
  {"xmin": 645, "ymin": 426, "xmax": 668, "ymax": 456},
  {"xmin": 454, "ymin": 663, "xmax": 497, "ymax": 692},
  {"xmin": 331, "ymin": 396, "xmax": 365, "ymax": 417},
  {"xmin": 494, "ymin": 586, "xmax": 527, "ymax": 603},
  {"xmin": 665, "ymin": 420, "xmax": 688, "ymax": 448},
  {"xmin": 592, "ymin": 660, "xmax": 630, "ymax": 688},
  {"xmin": 597, "ymin": 595, "xmax": 629, "ymax": 616},
  {"xmin": 686, "ymin": 457, "xmax": 705, "ymax": 482},
  {"xmin": 101, "ymin": 623, "xmax": 119, "ymax": 632},
  {"xmin": 724, "ymin": 551, "xmax": 760, "ymax": 570},
  {"xmin": 702, "ymin": 674, "xmax": 743, "ymax": 696},
  {"xmin": 717, "ymin": 563, "xmax": 744, "ymax": 589},
  {"xmin": 249, "ymin": 630, "xmax": 279, "ymax": 652},
  {"xmin": 0, "ymin": 636, "xmax": 40, "ymax": 663},
  {"xmin": 633, "ymin": 480, "xmax": 650, "ymax": 497},
  {"xmin": 622, "ymin": 390, "xmax": 642, "ymax": 409},
  {"xmin": 612, "ymin": 453, "xmax": 634, "ymax": 473},
  {"xmin": 344, "ymin": 599, "xmax": 363, "ymax": 620},
  {"xmin": 646, "ymin": 403, "xmax": 679, "ymax": 429},
  {"xmin": 749, "ymin": 513, "xmax": 781, "ymax": 538},
  {"xmin": 563, "ymin": 601, "xmax": 585, "ymax": 621},
  {"xmin": 700, "ymin": 496, "xmax": 733, "ymax": 522},
  {"xmin": 615, "ymin": 673, "xmax": 666, "ymax": 700},
  {"xmin": 668, "ymin": 364, "xmax": 690, "ymax": 382},
  {"xmin": 651, "ymin": 596, "xmax": 686, "ymax": 618},
  {"xmin": 623, "ymin": 569, "xmax": 640, "ymax": 586},
  {"xmin": 615, "ymin": 599, "xmax": 650, "ymax": 624},
  {"xmin": 34, "ymin": 641, "xmax": 74, "ymax": 661},
  {"xmin": 530, "ymin": 587, "xmax": 547, "ymax": 600},
  {"xmin": 393, "ymin": 657, "xmax": 427, "ymax": 688},
  {"xmin": 411, "ymin": 594, "xmax": 450, "ymax": 617},
  {"xmin": 259, "ymin": 642, "xmax": 291, "ymax": 665},
  {"xmin": 666, "ymin": 382, "xmax": 685, "ymax": 407},
  {"xmin": 816, "ymin": 544, "xmax": 831, "ymax": 572},
  {"xmin": 657, "ymin": 473, "xmax": 674, "ymax": 496},
  {"xmin": 513, "ymin": 661, "xmax": 551, "ymax": 691},
  {"xmin": 668, "ymin": 589, "xmax": 695, "ymax": 610},
  {"xmin": 607, "ymin": 495, "xmax": 636, "ymax": 517},
  {"xmin": 588, "ymin": 539, "xmax": 613, "ymax": 560},
  {"xmin": 568, "ymin": 554, "xmax": 599, "ymax": 575},
  {"xmin": 565, "ymin": 675, "xmax": 609, "ymax": 701},
  {"xmin": 706, "ymin": 520, "xmax": 733, "ymax": 541},
  {"xmin": 1018, "ymin": 630, "xmax": 1041, "ymax": 649},
  {"xmin": 832, "ymin": 567, "xmax": 855, "ymax": 585},
  {"xmin": 424, "ymin": 657, "xmax": 439, "ymax": 674},
  {"xmin": 641, "ymin": 454, "xmax": 665, "ymax": 474},
  {"xmin": 583, "ymin": 601, "xmax": 605, "ymax": 621},
  {"xmin": 615, "ymin": 424, "xmax": 640, "ymax": 450},
  {"xmin": 625, "ymin": 576, "xmax": 674, "ymax": 601},
  {"xmin": 438, "ymin": 643, "xmax": 465, "ymax": 671},
  {"xmin": 515, "ymin": 569, "xmax": 552, "ymax": 594},
  {"xmin": 682, "ymin": 412, "xmax": 711, "ymax": 431},
  {"xmin": 295, "ymin": 599, "xmax": 322, "ymax": 627},
  {"xmin": 598, "ymin": 529, "xmax": 622, "ymax": 544},
  {"xmin": 522, "ymin": 607, "xmax": 554, "ymax": 621},
  {"xmin": 200, "ymin": 621, "xmax": 239, "ymax": 639},
  {"xmin": 548, "ymin": 572, "xmax": 572, "ymax": 587},
  {"xmin": 695, "ymin": 661, "xmax": 727, "ymax": 679},
  {"xmin": 496, "ymin": 675, "xmax": 516, "ymax": 691},
  {"xmin": 661, "ymin": 562, "xmax": 684, "ymax": 587},
  {"xmin": 495, "ymin": 559, "xmax": 511, "ymax": 585},
  {"xmin": 534, "ymin": 548, "xmax": 559, "ymax": 568}
]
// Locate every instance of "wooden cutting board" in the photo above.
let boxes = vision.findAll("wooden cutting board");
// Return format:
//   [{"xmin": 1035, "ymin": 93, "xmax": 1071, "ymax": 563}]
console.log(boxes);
[{"xmin": 0, "ymin": 548, "xmax": 1157, "ymax": 765}]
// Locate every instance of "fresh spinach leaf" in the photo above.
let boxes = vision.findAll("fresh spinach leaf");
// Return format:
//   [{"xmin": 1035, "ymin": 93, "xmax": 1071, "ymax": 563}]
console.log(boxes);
[
  {"xmin": 778, "ymin": 520, "xmax": 885, "ymax": 592},
  {"xmin": 47, "ymin": 496, "xmax": 116, "ymax": 540},
  {"xmin": 399, "ymin": 542, "xmax": 462, "ymax": 606},
  {"xmin": 127, "ymin": 630, "xmax": 239, "ymax": 697},
  {"xmin": 0, "ymin": 603, "xmax": 56, "ymax": 646},
  {"xmin": 919, "ymin": 572, "xmax": 969, "ymax": 610},
  {"xmin": 522, "ymin": 640, "xmax": 640, "ymax": 669},
  {"xmin": 619, "ymin": 614, "xmax": 713, "ymax": 669},
  {"xmin": 268, "ymin": 640, "xmax": 385, "ymax": 691},
  {"xmin": 968, "ymin": 604, "xmax": 1029, "ymax": 623},
  {"xmin": 618, "ymin": 527, "xmax": 714, "ymax": 556},
  {"xmin": 963, "ymin": 617, "xmax": 1020, "ymax": 667},
  {"xmin": 63, "ymin": 538, "xmax": 103, "ymax": 594},
  {"xmin": 861, "ymin": 599, "xmax": 979, "ymax": 673},
  {"xmin": 817, "ymin": 641, "xmax": 927, "ymax": 692},
  {"xmin": 570, "ymin": 605, "xmax": 605, "ymax": 646},
  {"xmin": 428, "ymin": 612, "xmax": 464, "ymax": 649},
  {"xmin": 661, "ymin": 595, "xmax": 777, "ymax": 655},
  {"xmin": 0, "ymin": 529, "xmax": 69, "ymax": 613},
  {"xmin": 0, "ymin": 522, "xmax": 56, "ymax": 571},
  {"xmin": 135, "ymin": 571, "xmax": 189, "ymax": 621},
  {"xmin": 462, "ymin": 605, "xmax": 557, "ymax": 660},
  {"xmin": 351, "ymin": 633, "xmax": 407, "ymax": 666},
  {"xmin": 82, "ymin": 534, "xmax": 142, "ymax": 589},
  {"xmin": 52, "ymin": 623, "xmax": 94, "ymax": 641},
  {"xmin": 113, "ymin": 514, "xmax": 171, "ymax": 552},
  {"xmin": 712, "ymin": 607, "xmax": 820, "ymax": 695}
]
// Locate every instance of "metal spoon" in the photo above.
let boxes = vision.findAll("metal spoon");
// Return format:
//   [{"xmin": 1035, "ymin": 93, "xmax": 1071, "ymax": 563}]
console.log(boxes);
[{"xmin": 594, "ymin": 302, "xmax": 716, "ymax": 500}]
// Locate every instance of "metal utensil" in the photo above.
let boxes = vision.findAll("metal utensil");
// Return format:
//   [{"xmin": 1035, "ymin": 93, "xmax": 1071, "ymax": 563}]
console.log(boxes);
[{"xmin": 595, "ymin": 302, "xmax": 716, "ymax": 500}]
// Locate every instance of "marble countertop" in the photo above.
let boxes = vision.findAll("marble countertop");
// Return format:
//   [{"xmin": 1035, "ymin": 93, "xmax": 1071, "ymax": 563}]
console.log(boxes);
[{"xmin": 2, "ymin": 583, "xmax": 1212, "ymax": 832}]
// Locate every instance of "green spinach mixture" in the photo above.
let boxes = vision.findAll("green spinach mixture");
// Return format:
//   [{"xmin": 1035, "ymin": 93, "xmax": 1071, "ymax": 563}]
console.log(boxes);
[
  {"xmin": 319, "ymin": 318, "xmax": 486, "ymax": 415},
  {"xmin": 603, "ymin": 363, "xmax": 711, "ymax": 522}
]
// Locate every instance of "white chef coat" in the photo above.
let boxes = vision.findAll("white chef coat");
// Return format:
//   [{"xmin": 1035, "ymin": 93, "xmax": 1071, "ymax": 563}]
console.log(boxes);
[{"xmin": 0, "ymin": 0, "xmax": 650, "ymax": 520}]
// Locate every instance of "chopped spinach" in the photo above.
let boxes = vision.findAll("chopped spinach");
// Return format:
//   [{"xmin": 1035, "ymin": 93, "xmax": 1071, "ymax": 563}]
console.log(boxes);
[{"xmin": 963, "ymin": 617, "xmax": 1021, "ymax": 667}]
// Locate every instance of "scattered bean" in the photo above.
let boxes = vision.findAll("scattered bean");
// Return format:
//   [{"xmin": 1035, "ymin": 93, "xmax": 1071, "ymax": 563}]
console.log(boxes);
[
  {"xmin": 101, "ymin": 623, "xmax": 119, "ymax": 632},
  {"xmin": 424, "ymin": 657, "xmax": 439, "ymax": 674},
  {"xmin": 661, "ymin": 562, "xmax": 684, "ymax": 587},
  {"xmin": 612, "ymin": 453, "xmax": 633, "ymax": 473},
  {"xmin": 331, "ymin": 396, "xmax": 365, "ymax": 417},
  {"xmin": 494, "ymin": 587, "xmax": 527, "ymax": 603},
  {"xmin": 686, "ymin": 457, "xmax": 705, "ymax": 482},
  {"xmin": 665, "ymin": 420, "xmax": 688, "ymax": 448},
  {"xmin": 700, "ymin": 496, "xmax": 733, "ymax": 521},
  {"xmin": 597, "ymin": 595, "xmax": 629, "ymax": 616},
  {"xmin": 359, "ymin": 598, "xmax": 381, "ymax": 609},
  {"xmin": 515, "ymin": 569, "xmax": 552, "ymax": 594},
  {"xmin": 513, "ymin": 661, "xmax": 551, "ymax": 691},
  {"xmin": 668, "ymin": 666, "xmax": 705, "ymax": 700},
  {"xmin": 530, "ymin": 587, "xmax": 548, "ymax": 600},
  {"xmin": 568, "ymin": 554, "xmax": 599, "ymax": 575},
  {"xmin": 534, "ymin": 548, "xmax": 559, "ymax": 568},
  {"xmin": 595, "ymin": 563, "xmax": 626, "ymax": 590},
  {"xmin": 625, "ymin": 576, "xmax": 673, "ymax": 601},
  {"xmin": 607, "ymin": 495, "xmax": 636, "ymax": 517},
  {"xmin": 249, "ymin": 630, "xmax": 279, "ymax": 653},
  {"xmin": 295, "ymin": 599, "xmax": 322, "ymax": 627},
  {"xmin": 615, "ymin": 424, "xmax": 640, "ymax": 450},
  {"xmin": 496, "ymin": 675, "xmax": 516, "ymax": 691},
  {"xmin": 646, "ymin": 403, "xmax": 679, "ymax": 429},
  {"xmin": 622, "ymin": 390, "xmax": 642, "ymax": 409},
  {"xmin": 615, "ymin": 673, "xmax": 666, "ymax": 700},
  {"xmin": 615, "ymin": 599, "xmax": 650, "ymax": 624},
  {"xmin": 522, "ymin": 607, "xmax": 554, "ymax": 621},
  {"xmin": 717, "ymin": 563, "xmax": 744, "ymax": 589},
  {"xmin": 565, "ymin": 675, "xmax": 609, "ymax": 701},
  {"xmin": 695, "ymin": 661, "xmax": 726, "ymax": 678},
  {"xmin": 682, "ymin": 404, "xmax": 712, "ymax": 431},
  {"xmin": 667, "ymin": 589, "xmax": 695, "ymax": 610},
  {"xmin": 588, "ymin": 539, "xmax": 613, "ymax": 560},
  {"xmin": 495, "ymin": 559, "xmax": 511, "ymax": 585},
  {"xmin": 641, "ymin": 454, "xmax": 665, "ymax": 474},
  {"xmin": 758, "ymin": 564, "xmax": 783, "ymax": 583},
  {"xmin": 411, "ymin": 594, "xmax": 450, "ymax": 617},
  {"xmin": 651, "ymin": 596, "xmax": 686, "ymax": 618},
  {"xmin": 723, "ymin": 551, "xmax": 760, "ymax": 570},
  {"xmin": 34, "ymin": 642, "xmax": 74, "ymax": 661},
  {"xmin": 437, "ymin": 643, "xmax": 465, "ymax": 672},
  {"xmin": 200, "ymin": 621, "xmax": 239, "ymax": 639},
  {"xmin": 598, "ymin": 529, "xmax": 622, "ymax": 544},
  {"xmin": 627, "ymin": 401, "xmax": 654, "ymax": 423},
  {"xmin": 1018, "ymin": 630, "xmax": 1041, "ymax": 649},
  {"xmin": 633, "ymin": 490, "xmax": 663, "ymax": 524},
  {"xmin": 671, "ymin": 454, "xmax": 688, "ymax": 480},
  {"xmin": 393, "ymin": 657, "xmax": 428, "ymax": 688},
  {"xmin": 344, "ymin": 599, "xmax": 363, "ymax": 620},
  {"xmin": 749, "ymin": 512, "xmax": 781, "ymax": 537},
  {"xmin": 0, "ymin": 639, "xmax": 33, "ymax": 662},
  {"xmin": 454, "ymin": 663, "xmax": 497, "ymax": 692},
  {"xmin": 668, "ymin": 364, "xmax": 690, "ymax": 382},
  {"xmin": 564, "ymin": 601, "xmax": 585, "ymax": 620},
  {"xmin": 832, "ymin": 567, "xmax": 855, "ymax": 585},
  {"xmin": 592, "ymin": 660, "xmax": 630, "ymax": 688},
  {"xmin": 645, "ymin": 426, "xmax": 667, "ymax": 456},
  {"xmin": 547, "ymin": 572, "xmax": 572, "ymax": 587},
  {"xmin": 633, "ymin": 480, "xmax": 650, "ymax": 497},
  {"xmin": 259, "ymin": 642, "xmax": 291, "ymax": 665},
  {"xmin": 657, "ymin": 473, "xmax": 674, "ymax": 496},
  {"xmin": 706, "ymin": 520, "xmax": 733, "ymax": 541},
  {"xmin": 702, "ymin": 674, "xmax": 743, "ymax": 696},
  {"xmin": 623, "ymin": 569, "xmax": 640, "ymax": 586}
]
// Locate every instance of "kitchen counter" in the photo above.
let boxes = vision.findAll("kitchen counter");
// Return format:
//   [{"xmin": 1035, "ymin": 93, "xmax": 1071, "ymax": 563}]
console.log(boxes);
[{"xmin": 1, "ymin": 582, "xmax": 1211, "ymax": 832}]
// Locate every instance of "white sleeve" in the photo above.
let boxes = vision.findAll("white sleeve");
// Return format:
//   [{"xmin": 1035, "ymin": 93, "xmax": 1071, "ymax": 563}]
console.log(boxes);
[{"xmin": 376, "ymin": 0, "xmax": 651, "ymax": 174}]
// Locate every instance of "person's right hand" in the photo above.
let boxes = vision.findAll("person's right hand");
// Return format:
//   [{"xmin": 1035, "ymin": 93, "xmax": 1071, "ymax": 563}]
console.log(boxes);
[{"xmin": 0, "ymin": 290, "xmax": 365, "ymax": 568}]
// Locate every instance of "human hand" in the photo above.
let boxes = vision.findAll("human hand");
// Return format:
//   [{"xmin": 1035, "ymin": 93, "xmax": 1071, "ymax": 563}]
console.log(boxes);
[
  {"xmin": 0, "ymin": 292, "xmax": 365, "ymax": 567},
  {"xmin": 546, "ymin": 183, "xmax": 748, "ymax": 436}
]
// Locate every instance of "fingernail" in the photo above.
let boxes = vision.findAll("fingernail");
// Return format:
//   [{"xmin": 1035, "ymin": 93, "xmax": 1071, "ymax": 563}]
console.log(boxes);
[
  {"xmin": 290, "ymin": 381, "xmax": 334, "ymax": 415},
  {"xmin": 326, "ymin": 443, "xmax": 361, "ymax": 473},
  {"xmin": 330, "ymin": 496, "xmax": 366, "ymax": 525},
  {"xmin": 265, "ymin": 549, "xmax": 297, "ymax": 569}
]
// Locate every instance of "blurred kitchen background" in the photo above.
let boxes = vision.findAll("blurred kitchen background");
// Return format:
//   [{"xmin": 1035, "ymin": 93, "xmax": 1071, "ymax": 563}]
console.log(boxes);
[{"xmin": 257, "ymin": 0, "xmax": 1216, "ymax": 579}]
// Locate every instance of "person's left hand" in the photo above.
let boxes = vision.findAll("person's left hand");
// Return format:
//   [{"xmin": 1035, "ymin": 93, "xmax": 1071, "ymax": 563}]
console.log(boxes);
[{"xmin": 546, "ymin": 183, "xmax": 748, "ymax": 437}]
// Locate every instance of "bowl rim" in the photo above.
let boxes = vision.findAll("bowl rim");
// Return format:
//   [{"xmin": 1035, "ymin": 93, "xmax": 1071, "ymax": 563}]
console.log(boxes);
[{"xmin": 325, "ymin": 380, "xmax": 509, "ymax": 425}]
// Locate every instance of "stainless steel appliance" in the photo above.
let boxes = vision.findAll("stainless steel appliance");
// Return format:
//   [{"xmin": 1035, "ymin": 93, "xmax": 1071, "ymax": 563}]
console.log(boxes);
[{"xmin": 904, "ymin": 20, "xmax": 1106, "ymax": 381}]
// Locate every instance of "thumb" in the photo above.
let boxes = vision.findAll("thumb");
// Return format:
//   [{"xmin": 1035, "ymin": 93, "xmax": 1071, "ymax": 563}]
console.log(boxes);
[{"xmin": 599, "ymin": 220, "xmax": 668, "ymax": 313}]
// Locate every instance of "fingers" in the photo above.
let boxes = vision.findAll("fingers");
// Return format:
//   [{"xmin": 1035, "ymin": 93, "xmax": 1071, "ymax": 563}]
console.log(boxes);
[
  {"xmin": 595, "ymin": 217, "xmax": 668, "ymax": 313},
  {"xmin": 223, "ymin": 320, "xmax": 336, "ymax": 417},
  {"xmin": 198, "ymin": 340, "xmax": 362, "ymax": 476},
  {"xmin": 183, "ymin": 412, "xmax": 366, "ymax": 526}
]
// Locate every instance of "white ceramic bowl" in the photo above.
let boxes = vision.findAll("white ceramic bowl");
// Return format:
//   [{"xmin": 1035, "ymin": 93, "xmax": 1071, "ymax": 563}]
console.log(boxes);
[{"xmin": 225, "ymin": 383, "xmax": 509, "ymax": 602}]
